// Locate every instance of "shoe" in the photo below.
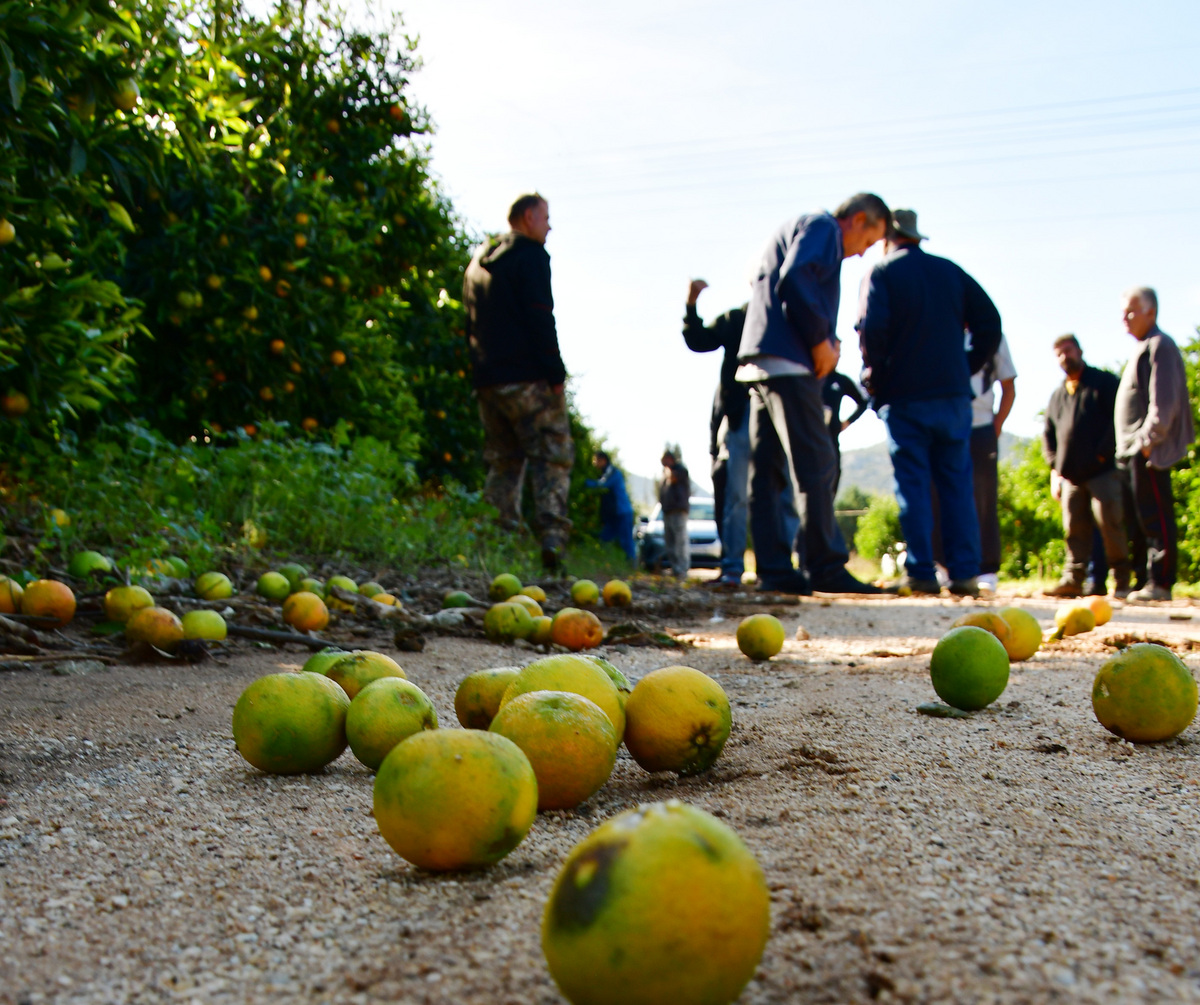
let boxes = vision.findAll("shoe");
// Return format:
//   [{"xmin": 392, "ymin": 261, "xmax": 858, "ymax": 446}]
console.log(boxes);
[
  {"xmin": 977, "ymin": 573, "xmax": 998, "ymax": 593},
  {"xmin": 1112, "ymin": 584, "xmax": 1130, "ymax": 600},
  {"xmin": 1127, "ymin": 584, "xmax": 1172, "ymax": 602},
  {"xmin": 949, "ymin": 578, "xmax": 980, "ymax": 598},
  {"xmin": 756, "ymin": 573, "xmax": 812, "ymax": 595},
  {"xmin": 895, "ymin": 576, "xmax": 941, "ymax": 596},
  {"xmin": 811, "ymin": 568, "xmax": 886, "ymax": 595},
  {"xmin": 1043, "ymin": 580, "xmax": 1082, "ymax": 598},
  {"xmin": 707, "ymin": 573, "xmax": 743, "ymax": 589}
]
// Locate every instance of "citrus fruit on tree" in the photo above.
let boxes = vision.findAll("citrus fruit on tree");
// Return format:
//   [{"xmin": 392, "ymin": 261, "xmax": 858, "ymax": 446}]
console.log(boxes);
[
  {"xmin": 67, "ymin": 551, "xmax": 112, "ymax": 577},
  {"xmin": 542, "ymin": 800, "xmax": 769, "ymax": 1005},
  {"xmin": 602, "ymin": 579, "xmax": 633, "ymax": 607},
  {"xmin": 929, "ymin": 626, "xmax": 1010, "ymax": 711},
  {"xmin": 997, "ymin": 606, "xmax": 1042, "ymax": 661},
  {"xmin": 181, "ymin": 609, "xmax": 227, "ymax": 641},
  {"xmin": 624, "ymin": 666, "xmax": 731, "ymax": 776},
  {"xmin": 1087, "ymin": 595, "xmax": 1113, "ymax": 627},
  {"xmin": 951, "ymin": 611, "xmax": 1012, "ymax": 648},
  {"xmin": 570, "ymin": 579, "xmax": 600, "ymax": 606},
  {"xmin": 736, "ymin": 613, "xmax": 785, "ymax": 660},
  {"xmin": 282, "ymin": 591, "xmax": 329, "ymax": 632},
  {"xmin": 1054, "ymin": 604, "xmax": 1096, "ymax": 636},
  {"xmin": 125, "ymin": 607, "xmax": 185, "ymax": 650},
  {"xmin": 346, "ymin": 677, "xmax": 438, "ymax": 770},
  {"xmin": 550, "ymin": 607, "xmax": 605, "ymax": 651},
  {"xmin": 502, "ymin": 654, "xmax": 624, "ymax": 741},
  {"xmin": 519, "ymin": 585, "xmax": 547, "ymax": 604},
  {"xmin": 489, "ymin": 573, "xmax": 522, "ymax": 601},
  {"xmin": 103, "ymin": 585, "xmax": 154, "ymax": 623},
  {"xmin": 508, "ymin": 593, "xmax": 544, "ymax": 617},
  {"xmin": 326, "ymin": 650, "xmax": 406, "ymax": 700},
  {"xmin": 195, "ymin": 571, "xmax": 233, "ymax": 600},
  {"xmin": 1092, "ymin": 643, "xmax": 1198, "ymax": 743},
  {"xmin": 0, "ymin": 219, "xmax": 16, "ymax": 247},
  {"xmin": 0, "ymin": 576, "xmax": 24, "ymax": 615},
  {"xmin": 443, "ymin": 590, "xmax": 474, "ymax": 608},
  {"xmin": 20, "ymin": 580, "xmax": 76, "ymax": 627},
  {"xmin": 278, "ymin": 563, "xmax": 308, "ymax": 589},
  {"xmin": 232, "ymin": 672, "xmax": 350, "ymax": 774},
  {"xmin": 373, "ymin": 729, "xmax": 537, "ymax": 871},
  {"xmin": 490, "ymin": 690, "xmax": 617, "ymax": 810},
  {"xmin": 302, "ymin": 647, "xmax": 349, "ymax": 675},
  {"xmin": 455, "ymin": 667, "xmax": 521, "ymax": 729},
  {"xmin": 484, "ymin": 601, "xmax": 534, "ymax": 643},
  {"xmin": 257, "ymin": 572, "xmax": 291, "ymax": 601},
  {"xmin": 528, "ymin": 615, "xmax": 553, "ymax": 645}
]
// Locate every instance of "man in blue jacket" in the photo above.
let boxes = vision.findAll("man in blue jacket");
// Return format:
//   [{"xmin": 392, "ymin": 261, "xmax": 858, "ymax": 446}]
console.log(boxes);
[
  {"xmin": 856, "ymin": 209, "xmax": 1002, "ymax": 597},
  {"xmin": 737, "ymin": 193, "xmax": 890, "ymax": 594},
  {"xmin": 585, "ymin": 451, "xmax": 635, "ymax": 562}
]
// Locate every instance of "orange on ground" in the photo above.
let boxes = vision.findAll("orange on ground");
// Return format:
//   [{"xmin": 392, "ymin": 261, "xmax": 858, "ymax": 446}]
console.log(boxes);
[
  {"xmin": 181, "ymin": 609, "xmax": 226, "ymax": 641},
  {"xmin": 20, "ymin": 579, "xmax": 76, "ymax": 627},
  {"xmin": 951, "ymin": 611, "xmax": 1012, "ymax": 648},
  {"xmin": 489, "ymin": 573, "xmax": 522, "ymax": 601},
  {"xmin": 484, "ymin": 601, "xmax": 534, "ymax": 643},
  {"xmin": 1092, "ymin": 642, "xmax": 1198, "ymax": 743},
  {"xmin": 570, "ymin": 579, "xmax": 600, "ymax": 606},
  {"xmin": 602, "ymin": 579, "xmax": 632, "ymax": 607},
  {"xmin": 326, "ymin": 650, "xmax": 406, "ymax": 700},
  {"xmin": 301, "ymin": 646, "xmax": 348, "ymax": 676},
  {"xmin": 372, "ymin": 592, "xmax": 399, "ymax": 606},
  {"xmin": 232, "ymin": 672, "xmax": 349, "ymax": 774},
  {"xmin": 542, "ymin": 800, "xmax": 770, "ymax": 1005},
  {"xmin": 373, "ymin": 730, "xmax": 537, "ymax": 871},
  {"xmin": 736, "ymin": 613, "xmax": 785, "ymax": 660},
  {"xmin": 997, "ymin": 606, "xmax": 1042, "ymax": 661},
  {"xmin": 490, "ymin": 690, "xmax": 617, "ymax": 810},
  {"xmin": 0, "ymin": 577, "xmax": 25, "ymax": 614},
  {"xmin": 518, "ymin": 585, "xmax": 547, "ymax": 604},
  {"xmin": 282, "ymin": 591, "xmax": 329, "ymax": 632},
  {"xmin": 528, "ymin": 616, "xmax": 553, "ymax": 646},
  {"xmin": 125, "ymin": 607, "xmax": 185, "ymax": 650},
  {"xmin": 455, "ymin": 667, "xmax": 521, "ymax": 729},
  {"xmin": 930, "ymin": 626, "xmax": 1010, "ymax": 710},
  {"xmin": 550, "ymin": 607, "xmax": 604, "ymax": 651},
  {"xmin": 508, "ymin": 593, "xmax": 544, "ymax": 618},
  {"xmin": 346, "ymin": 677, "xmax": 438, "ymax": 770},
  {"xmin": 501, "ymin": 654, "xmax": 624, "ymax": 741},
  {"xmin": 584, "ymin": 655, "xmax": 632, "ymax": 712},
  {"xmin": 624, "ymin": 666, "xmax": 730, "ymax": 776},
  {"xmin": 194, "ymin": 571, "xmax": 233, "ymax": 600},
  {"xmin": 1087, "ymin": 595, "xmax": 1113, "ymax": 626},
  {"xmin": 1055, "ymin": 604, "xmax": 1096, "ymax": 636}
]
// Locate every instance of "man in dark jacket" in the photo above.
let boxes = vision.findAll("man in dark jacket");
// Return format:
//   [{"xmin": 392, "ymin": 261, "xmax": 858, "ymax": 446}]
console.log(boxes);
[
  {"xmin": 1042, "ymin": 334, "xmax": 1130, "ymax": 598},
  {"xmin": 737, "ymin": 193, "xmax": 891, "ymax": 595},
  {"xmin": 463, "ymin": 193, "xmax": 573, "ymax": 571},
  {"xmin": 856, "ymin": 209, "xmax": 1002, "ymax": 597},
  {"xmin": 659, "ymin": 447, "xmax": 691, "ymax": 578}
]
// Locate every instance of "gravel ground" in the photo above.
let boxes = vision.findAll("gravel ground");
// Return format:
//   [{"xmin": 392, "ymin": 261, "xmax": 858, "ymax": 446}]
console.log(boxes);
[{"xmin": 3, "ymin": 593, "xmax": 1200, "ymax": 1004}]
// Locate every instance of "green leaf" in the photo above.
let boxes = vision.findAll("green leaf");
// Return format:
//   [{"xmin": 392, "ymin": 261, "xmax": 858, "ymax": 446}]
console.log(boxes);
[
  {"xmin": 8, "ymin": 67, "xmax": 24, "ymax": 111},
  {"xmin": 106, "ymin": 201, "xmax": 135, "ymax": 232},
  {"xmin": 69, "ymin": 140, "xmax": 87, "ymax": 177}
]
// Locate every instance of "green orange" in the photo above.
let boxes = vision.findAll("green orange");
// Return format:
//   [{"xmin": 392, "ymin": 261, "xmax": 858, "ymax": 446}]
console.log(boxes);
[
  {"xmin": 502, "ymin": 654, "xmax": 624, "ymax": 741},
  {"xmin": 570, "ymin": 579, "xmax": 600, "ymax": 606},
  {"xmin": 489, "ymin": 573, "xmax": 522, "ymax": 601},
  {"xmin": 484, "ymin": 601, "xmax": 534, "ymax": 643},
  {"xmin": 623, "ymin": 666, "xmax": 730, "ymax": 776},
  {"xmin": 302, "ymin": 646, "xmax": 349, "ymax": 675},
  {"xmin": 181, "ymin": 609, "xmax": 227, "ymax": 641},
  {"xmin": 195, "ymin": 571, "xmax": 233, "ymax": 600},
  {"xmin": 929, "ymin": 625, "xmax": 1010, "ymax": 711},
  {"xmin": 1092, "ymin": 643, "xmax": 1198, "ymax": 743},
  {"xmin": 454, "ymin": 666, "xmax": 521, "ymax": 729},
  {"xmin": 0, "ymin": 576, "xmax": 23, "ymax": 615},
  {"xmin": 232, "ymin": 672, "xmax": 350, "ymax": 774},
  {"xmin": 373, "ymin": 729, "xmax": 537, "ymax": 870},
  {"xmin": 326, "ymin": 650, "xmax": 406, "ymax": 699},
  {"xmin": 346, "ymin": 677, "xmax": 438, "ymax": 770},
  {"xmin": 736, "ymin": 613, "xmax": 785, "ymax": 660},
  {"xmin": 104, "ymin": 584, "xmax": 154, "ymax": 623}
]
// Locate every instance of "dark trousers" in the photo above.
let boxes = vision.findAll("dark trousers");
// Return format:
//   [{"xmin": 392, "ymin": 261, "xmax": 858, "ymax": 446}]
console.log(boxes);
[
  {"xmin": 748, "ymin": 376, "xmax": 847, "ymax": 583},
  {"xmin": 600, "ymin": 513, "xmax": 636, "ymax": 562},
  {"xmin": 711, "ymin": 454, "xmax": 727, "ymax": 555},
  {"xmin": 1128, "ymin": 456, "xmax": 1178, "ymax": 588},
  {"xmin": 932, "ymin": 424, "xmax": 1000, "ymax": 574},
  {"xmin": 1090, "ymin": 468, "xmax": 1147, "ymax": 589},
  {"xmin": 1060, "ymin": 469, "xmax": 1131, "ymax": 587},
  {"xmin": 883, "ymin": 396, "xmax": 980, "ymax": 583}
]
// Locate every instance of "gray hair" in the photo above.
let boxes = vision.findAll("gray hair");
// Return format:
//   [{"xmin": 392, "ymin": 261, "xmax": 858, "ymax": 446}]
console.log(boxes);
[
  {"xmin": 834, "ymin": 192, "xmax": 891, "ymax": 227},
  {"xmin": 1124, "ymin": 286, "xmax": 1158, "ymax": 313}
]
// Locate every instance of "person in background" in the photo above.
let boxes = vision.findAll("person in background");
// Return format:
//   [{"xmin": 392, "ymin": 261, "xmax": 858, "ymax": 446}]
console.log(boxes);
[
  {"xmin": 1114, "ymin": 286, "xmax": 1195, "ymax": 602},
  {"xmin": 585, "ymin": 451, "xmax": 635, "ymax": 562},
  {"xmin": 463, "ymin": 193, "xmax": 573, "ymax": 573},
  {"xmin": 659, "ymin": 446, "xmax": 691, "ymax": 579},
  {"xmin": 1042, "ymin": 333, "xmax": 1129, "ymax": 598},
  {"xmin": 821, "ymin": 370, "xmax": 869, "ymax": 496}
]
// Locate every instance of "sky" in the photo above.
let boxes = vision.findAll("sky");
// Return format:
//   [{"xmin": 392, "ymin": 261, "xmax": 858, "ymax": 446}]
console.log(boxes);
[{"xmin": 381, "ymin": 0, "xmax": 1200, "ymax": 488}]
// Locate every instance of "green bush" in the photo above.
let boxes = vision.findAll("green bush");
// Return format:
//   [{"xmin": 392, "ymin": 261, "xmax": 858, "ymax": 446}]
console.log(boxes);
[
  {"xmin": 996, "ymin": 437, "xmax": 1063, "ymax": 580},
  {"xmin": 854, "ymin": 494, "xmax": 903, "ymax": 564}
]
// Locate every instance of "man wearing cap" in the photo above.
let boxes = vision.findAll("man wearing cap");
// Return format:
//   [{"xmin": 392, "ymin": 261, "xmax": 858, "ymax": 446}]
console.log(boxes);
[
  {"xmin": 856, "ymin": 209, "xmax": 1002, "ymax": 597},
  {"xmin": 737, "ymin": 193, "xmax": 891, "ymax": 595}
]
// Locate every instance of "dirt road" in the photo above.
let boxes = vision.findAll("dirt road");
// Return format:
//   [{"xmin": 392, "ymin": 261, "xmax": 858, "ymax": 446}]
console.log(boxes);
[{"xmin": 2, "ymin": 594, "xmax": 1199, "ymax": 1004}]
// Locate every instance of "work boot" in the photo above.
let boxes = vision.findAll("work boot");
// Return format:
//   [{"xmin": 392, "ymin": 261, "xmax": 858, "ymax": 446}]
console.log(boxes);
[
  {"xmin": 1127, "ymin": 584, "xmax": 1172, "ymax": 602},
  {"xmin": 895, "ymin": 576, "xmax": 941, "ymax": 596},
  {"xmin": 811, "ymin": 568, "xmax": 885, "ymax": 595},
  {"xmin": 756, "ymin": 572, "xmax": 812, "ymax": 596},
  {"xmin": 1044, "ymin": 579, "xmax": 1082, "ymax": 598},
  {"xmin": 949, "ymin": 578, "xmax": 980, "ymax": 598}
]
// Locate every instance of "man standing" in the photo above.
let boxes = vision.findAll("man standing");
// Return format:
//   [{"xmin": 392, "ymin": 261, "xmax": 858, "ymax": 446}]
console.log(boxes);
[
  {"xmin": 821, "ymin": 370, "xmax": 869, "ymax": 495},
  {"xmin": 659, "ymin": 447, "xmax": 691, "ymax": 579},
  {"xmin": 856, "ymin": 209, "xmax": 1002, "ymax": 597},
  {"xmin": 463, "ymin": 193, "xmax": 574, "ymax": 572},
  {"xmin": 737, "ymin": 193, "xmax": 891, "ymax": 595},
  {"xmin": 1114, "ymin": 287, "xmax": 1195, "ymax": 601},
  {"xmin": 1042, "ymin": 334, "xmax": 1130, "ymax": 598},
  {"xmin": 585, "ymin": 451, "xmax": 635, "ymax": 562}
]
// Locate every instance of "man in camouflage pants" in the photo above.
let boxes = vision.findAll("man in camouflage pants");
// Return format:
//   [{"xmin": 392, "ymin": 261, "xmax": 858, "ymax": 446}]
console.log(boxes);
[{"xmin": 464, "ymin": 193, "xmax": 574, "ymax": 571}]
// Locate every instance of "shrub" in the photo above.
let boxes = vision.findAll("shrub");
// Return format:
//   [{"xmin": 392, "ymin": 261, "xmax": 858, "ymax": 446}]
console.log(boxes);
[{"xmin": 854, "ymin": 494, "xmax": 903, "ymax": 564}]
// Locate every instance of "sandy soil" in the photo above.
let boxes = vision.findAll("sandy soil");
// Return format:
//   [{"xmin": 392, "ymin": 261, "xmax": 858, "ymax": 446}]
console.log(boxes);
[{"xmin": 2, "ymin": 592, "xmax": 1200, "ymax": 1004}]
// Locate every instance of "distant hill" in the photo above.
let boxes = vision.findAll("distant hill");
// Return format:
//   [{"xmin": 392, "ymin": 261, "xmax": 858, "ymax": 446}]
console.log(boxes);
[{"xmin": 839, "ymin": 432, "xmax": 1028, "ymax": 499}]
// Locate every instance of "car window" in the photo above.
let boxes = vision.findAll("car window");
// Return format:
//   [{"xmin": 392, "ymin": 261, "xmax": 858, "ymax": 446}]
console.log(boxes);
[{"xmin": 689, "ymin": 500, "xmax": 715, "ymax": 521}]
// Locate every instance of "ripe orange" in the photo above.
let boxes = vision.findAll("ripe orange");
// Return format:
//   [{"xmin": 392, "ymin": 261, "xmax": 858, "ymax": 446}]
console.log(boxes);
[
  {"xmin": 1055, "ymin": 604, "xmax": 1096, "ymax": 636},
  {"xmin": 502, "ymin": 654, "xmax": 624, "ymax": 740},
  {"xmin": 508, "ymin": 593, "xmax": 544, "ymax": 618},
  {"xmin": 346, "ymin": 677, "xmax": 438, "ymax": 770},
  {"xmin": 325, "ymin": 118, "xmax": 340, "ymax": 134},
  {"xmin": 283, "ymin": 381, "xmax": 295, "ymax": 393},
  {"xmin": 0, "ymin": 576, "xmax": 24, "ymax": 613},
  {"xmin": 282, "ymin": 591, "xmax": 329, "ymax": 632},
  {"xmin": 259, "ymin": 387, "xmax": 274, "ymax": 401},
  {"xmin": 624, "ymin": 666, "xmax": 731, "ymax": 776},
  {"xmin": 998, "ymin": 606, "xmax": 1042, "ymax": 661},
  {"xmin": 20, "ymin": 579, "xmax": 76, "ymax": 627},
  {"xmin": 125, "ymin": 607, "xmax": 185, "ymax": 650},
  {"xmin": 2, "ymin": 390, "xmax": 30, "ymax": 416},
  {"xmin": 269, "ymin": 339, "xmax": 285, "ymax": 354},
  {"xmin": 550, "ymin": 607, "xmax": 604, "ymax": 651},
  {"xmin": 584, "ymin": 655, "xmax": 632, "ymax": 711},
  {"xmin": 295, "ymin": 212, "xmax": 310, "ymax": 226},
  {"xmin": 112, "ymin": 77, "xmax": 139, "ymax": 111},
  {"xmin": 519, "ymin": 585, "xmax": 547, "ymax": 603},
  {"xmin": 951, "ymin": 611, "xmax": 1012, "ymax": 648},
  {"xmin": 542, "ymin": 800, "xmax": 770, "ymax": 1005},
  {"xmin": 330, "ymin": 350, "xmax": 346, "ymax": 365},
  {"xmin": 301, "ymin": 417, "xmax": 319, "ymax": 432},
  {"xmin": 294, "ymin": 233, "xmax": 307, "ymax": 249},
  {"xmin": 736, "ymin": 613, "xmax": 785, "ymax": 660},
  {"xmin": 1092, "ymin": 643, "xmax": 1198, "ymax": 743},
  {"xmin": 373, "ymin": 729, "xmax": 537, "ymax": 870},
  {"xmin": 490, "ymin": 691, "xmax": 617, "ymax": 810},
  {"xmin": 929, "ymin": 626, "xmax": 1010, "ymax": 710},
  {"xmin": 325, "ymin": 650, "xmax": 406, "ymax": 699},
  {"xmin": 602, "ymin": 579, "xmax": 633, "ymax": 606},
  {"xmin": 232, "ymin": 671, "xmax": 349, "ymax": 774},
  {"xmin": 258, "ymin": 265, "xmax": 272, "ymax": 282},
  {"xmin": 104, "ymin": 585, "xmax": 154, "ymax": 622},
  {"xmin": 455, "ymin": 667, "xmax": 521, "ymax": 729},
  {"xmin": 0, "ymin": 219, "xmax": 16, "ymax": 246},
  {"xmin": 1087, "ymin": 595, "xmax": 1114, "ymax": 627}
]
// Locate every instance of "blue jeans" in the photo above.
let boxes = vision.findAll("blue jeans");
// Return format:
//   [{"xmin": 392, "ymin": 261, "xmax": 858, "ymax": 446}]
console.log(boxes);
[
  {"xmin": 600, "ymin": 512, "xmax": 636, "ymax": 562},
  {"xmin": 718, "ymin": 410, "xmax": 799, "ymax": 577},
  {"xmin": 881, "ymin": 396, "xmax": 980, "ymax": 583}
]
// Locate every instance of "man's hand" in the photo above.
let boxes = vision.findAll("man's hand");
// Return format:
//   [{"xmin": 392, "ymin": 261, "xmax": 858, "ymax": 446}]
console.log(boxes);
[
  {"xmin": 811, "ymin": 338, "xmax": 840, "ymax": 379},
  {"xmin": 686, "ymin": 279, "xmax": 708, "ymax": 306},
  {"xmin": 1050, "ymin": 469, "xmax": 1062, "ymax": 502},
  {"xmin": 993, "ymin": 414, "xmax": 1004, "ymax": 438}
]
